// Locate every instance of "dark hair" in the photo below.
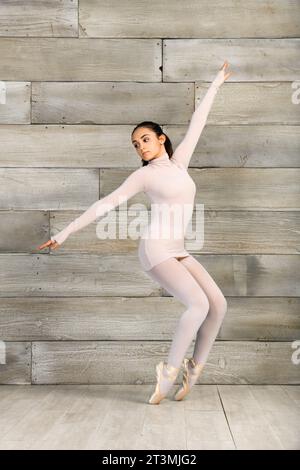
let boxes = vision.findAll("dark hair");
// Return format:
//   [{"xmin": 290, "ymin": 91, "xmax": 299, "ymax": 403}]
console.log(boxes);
[{"xmin": 131, "ymin": 121, "xmax": 173, "ymax": 166}]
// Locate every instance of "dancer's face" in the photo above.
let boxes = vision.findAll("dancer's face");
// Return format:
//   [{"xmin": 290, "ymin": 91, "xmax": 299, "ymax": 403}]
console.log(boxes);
[{"xmin": 131, "ymin": 128, "xmax": 166, "ymax": 162}]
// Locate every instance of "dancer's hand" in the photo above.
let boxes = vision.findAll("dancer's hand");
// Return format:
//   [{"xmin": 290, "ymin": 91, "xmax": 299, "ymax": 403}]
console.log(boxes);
[
  {"xmin": 212, "ymin": 60, "xmax": 233, "ymax": 88},
  {"xmin": 37, "ymin": 239, "xmax": 60, "ymax": 250}
]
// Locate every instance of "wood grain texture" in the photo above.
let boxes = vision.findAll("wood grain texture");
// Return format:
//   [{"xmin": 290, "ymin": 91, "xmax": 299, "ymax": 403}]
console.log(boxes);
[
  {"xmin": 101, "ymin": 168, "xmax": 300, "ymax": 210},
  {"xmin": 1, "ymin": 384, "xmax": 299, "ymax": 449},
  {"xmin": 191, "ymin": 168, "xmax": 300, "ymax": 210},
  {"xmin": 0, "ymin": 211, "xmax": 49, "ymax": 252},
  {"xmin": 195, "ymin": 82, "xmax": 300, "ymax": 125},
  {"xmin": 187, "ymin": 211, "xmax": 300, "ymax": 254},
  {"xmin": 32, "ymin": 82, "xmax": 193, "ymax": 124},
  {"xmin": 0, "ymin": 296, "xmax": 299, "ymax": 341},
  {"xmin": 30, "ymin": 82, "xmax": 300, "ymax": 125},
  {"xmin": 0, "ymin": 254, "xmax": 298, "ymax": 297},
  {"xmin": 0, "ymin": 82, "xmax": 30, "ymax": 124},
  {"xmin": 0, "ymin": 124, "xmax": 299, "ymax": 168},
  {"xmin": 163, "ymin": 39, "xmax": 300, "ymax": 81},
  {"xmin": 164, "ymin": 124, "xmax": 300, "ymax": 168},
  {"xmin": 2, "ymin": 209, "xmax": 299, "ymax": 255},
  {"xmin": 79, "ymin": 0, "xmax": 300, "ymax": 38},
  {"xmin": 0, "ymin": 169, "xmax": 99, "ymax": 210},
  {"xmin": 0, "ymin": 342, "xmax": 31, "ymax": 384},
  {"xmin": 0, "ymin": 253, "xmax": 160, "ymax": 297},
  {"xmin": 31, "ymin": 340, "xmax": 299, "ymax": 384},
  {"xmin": 0, "ymin": 0, "xmax": 78, "ymax": 37},
  {"xmin": 160, "ymin": 254, "xmax": 300, "ymax": 297},
  {"xmin": 0, "ymin": 125, "xmax": 142, "ymax": 167},
  {"xmin": 48, "ymin": 209, "xmax": 300, "ymax": 255},
  {"xmin": 0, "ymin": 38, "xmax": 161, "ymax": 81},
  {"xmin": 1, "ymin": 1, "xmax": 299, "ymax": 387}
]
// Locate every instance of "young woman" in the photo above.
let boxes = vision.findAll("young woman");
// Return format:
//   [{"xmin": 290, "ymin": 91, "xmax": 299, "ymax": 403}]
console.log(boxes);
[{"xmin": 38, "ymin": 61, "xmax": 232, "ymax": 405}]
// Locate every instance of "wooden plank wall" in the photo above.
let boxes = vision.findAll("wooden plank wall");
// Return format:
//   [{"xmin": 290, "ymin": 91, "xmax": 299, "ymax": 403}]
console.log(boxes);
[{"xmin": 0, "ymin": 0, "xmax": 299, "ymax": 385}]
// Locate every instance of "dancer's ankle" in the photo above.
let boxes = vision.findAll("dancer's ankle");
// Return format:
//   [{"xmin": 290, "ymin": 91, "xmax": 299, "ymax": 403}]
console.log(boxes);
[
  {"xmin": 166, "ymin": 361, "xmax": 179, "ymax": 371},
  {"xmin": 163, "ymin": 362, "xmax": 179, "ymax": 378},
  {"xmin": 190, "ymin": 358, "xmax": 204, "ymax": 369}
]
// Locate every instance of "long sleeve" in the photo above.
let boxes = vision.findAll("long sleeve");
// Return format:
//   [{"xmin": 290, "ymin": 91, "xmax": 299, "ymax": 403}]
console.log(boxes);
[
  {"xmin": 171, "ymin": 72, "xmax": 223, "ymax": 169},
  {"xmin": 51, "ymin": 166, "xmax": 146, "ymax": 245}
]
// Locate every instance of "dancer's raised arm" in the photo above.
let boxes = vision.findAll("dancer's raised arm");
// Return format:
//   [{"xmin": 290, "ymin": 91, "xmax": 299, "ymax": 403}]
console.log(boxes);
[
  {"xmin": 171, "ymin": 61, "xmax": 232, "ymax": 169},
  {"xmin": 37, "ymin": 166, "xmax": 146, "ymax": 249}
]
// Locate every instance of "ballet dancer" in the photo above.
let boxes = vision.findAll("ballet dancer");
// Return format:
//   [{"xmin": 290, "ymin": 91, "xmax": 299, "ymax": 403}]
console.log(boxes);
[{"xmin": 38, "ymin": 60, "xmax": 232, "ymax": 405}]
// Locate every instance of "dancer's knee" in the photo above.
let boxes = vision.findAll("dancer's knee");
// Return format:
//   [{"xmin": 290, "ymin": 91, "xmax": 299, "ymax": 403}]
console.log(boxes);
[
  {"xmin": 212, "ymin": 293, "xmax": 227, "ymax": 320},
  {"xmin": 176, "ymin": 289, "xmax": 209, "ymax": 331},
  {"xmin": 189, "ymin": 290, "xmax": 210, "ymax": 316},
  {"xmin": 178, "ymin": 305, "xmax": 208, "ymax": 332}
]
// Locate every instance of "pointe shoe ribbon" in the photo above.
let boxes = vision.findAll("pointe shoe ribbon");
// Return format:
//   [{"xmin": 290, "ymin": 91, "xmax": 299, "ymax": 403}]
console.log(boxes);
[
  {"xmin": 174, "ymin": 357, "xmax": 204, "ymax": 401},
  {"xmin": 148, "ymin": 361, "xmax": 179, "ymax": 405}
]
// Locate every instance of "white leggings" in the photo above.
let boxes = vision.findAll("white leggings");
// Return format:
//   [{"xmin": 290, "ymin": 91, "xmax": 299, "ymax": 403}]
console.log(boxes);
[{"xmin": 146, "ymin": 255, "xmax": 228, "ymax": 369}]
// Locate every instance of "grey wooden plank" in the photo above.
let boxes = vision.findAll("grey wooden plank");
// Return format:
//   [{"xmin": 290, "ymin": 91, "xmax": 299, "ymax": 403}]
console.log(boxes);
[
  {"xmin": 0, "ymin": 385, "xmax": 27, "ymax": 405},
  {"xmin": 0, "ymin": 254, "xmax": 160, "ymax": 297},
  {"xmin": 160, "ymin": 254, "xmax": 300, "ymax": 297},
  {"xmin": 218, "ymin": 297, "xmax": 300, "ymax": 341},
  {"xmin": 0, "ymin": 297, "xmax": 299, "ymax": 342},
  {"xmin": 282, "ymin": 386, "xmax": 300, "ymax": 407},
  {"xmin": 0, "ymin": 385, "xmax": 298, "ymax": 450},
  {"xmin": 0, "ymin": 38, "xmax": 161, "ymax": 81},
  {"xmin": 101, "ymin": 168, "xmax": 300, "ymax": 211},
  {"xmin": 48, "ymin": 209, "xmax": 300, "ymax": 255},
  {"xmin": 0, "ymin": 441, "xmax": 32, "ymax": 450},
  {"xmin": 32, "ymin": 81, "xmax": 192, "ymax": 124},
  {"xmin": 218, "ymin": 385, "xmax": 284, "ymax": 449},
  {"xmin": 1, "ymin": 124, "xmax": 299, "ymax": 168},
  {"xmin": 186, "ymin": 211, "xmax": 300, "ymax": 254},
  {"xmin": 31, "ymin": 82, "xmax": 300, "ymax": 125},
  {"xmin": 31, "ymin": 341, "xmax": 300, "ymax": 385},
  {"xmin": 0, "ymin": 82, "xmax": 30, "ymax": 124},
  {"xmin": 0, "ymin": 254, "xmax": 299, "ymax": 297},
  {"xmin": 0, "ymin": 0, "xmax": 78, "ymax": 37},
  {"xmin": 195, "ymin": 82, "xmax": 300, "ymax": 125},
  {"xmin": 102, "ymin": 167, "xmax": 300, "ymax": 211},
  {"xmin": 191, "ymin": 168, "xmax": 300, "ymax": 210},
  {"xmin": 0, "ymin": 408, "xmax": 68, "ymax": 447},
  {"xmin": 0, "ymin": 125, "xmax": 142, "ymax": 167},
  {"xmin": 100, "ymin": 168, "xmax": 149, "ymax": 206},
  {"xmin": 0, "ymin": 342, "xmax": 31, "ymax": 384},
  {"xmin": 32, "ymin": 385, "xmax": 117, "ymax": 450},
  {"xmin": 0, "ymin": 211, "xmax": 49, "ymax": 252},
  {"xmin": 0, "ymin": 385, "xmax": 58, "ymax": 438},
  {"xmin": 49, "ymin": 209, "xmax": 145, "ymax": 254},
  {"xmin": 164, "ymin": 39, "xmax": 300, "ymax": 81},
  {"xmin": 248, "ymin": 386, "xmax": 300, "ymax": 449},
  {"xmin": 250, "ymin": 385, "xmax": 300, "ymax": 414},
  {"xmin": 185, "ymin": 410, "xmax": 235, "ymax": 449},
  {"xmin": 84, "ymin": 385, "xmax": 152, "ymax": 450},
  {"xmin": 2, "ymin": 209, "xmax": 299, "ymax": 255},
  {"xmin": 0, "ymin": 385, "xmax": 110, "ymax": 449},
  {"xmin": 135, "ymin": 400, "xmax": 186, "ymax": 450},
  {"xmin": 0, "ymin": 169, "xmax": 99, "ymax": 210},
  {"xmin": 79, "ymin": 0, "xmax": 300, "ymax": 38},
  {"xmin": 182, "ymin": 384, "xmax": 223, "ymax": 411},
  {"xmin": 164, "ymin": 124, "xmax": 300, "ymax": 168},
  {"xmin": 259, "ymin": 409, "xmax": 300, "ymax": 449}
]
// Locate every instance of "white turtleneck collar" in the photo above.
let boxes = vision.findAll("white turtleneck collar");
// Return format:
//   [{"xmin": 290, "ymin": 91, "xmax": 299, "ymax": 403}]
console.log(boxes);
[{"xmin": 147, "ymin": 151, "xmax": 171, "ymax": 166}]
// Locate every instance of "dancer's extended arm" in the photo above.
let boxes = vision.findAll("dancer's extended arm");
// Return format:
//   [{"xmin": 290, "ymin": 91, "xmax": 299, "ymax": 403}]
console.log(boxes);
[
  {"xmin": 51, "ymin": 167, "xmax": 146, "ymax": 245},
  {"xmin": 171, "ymin": 64, "xmax": 230, "ymax": 169}
]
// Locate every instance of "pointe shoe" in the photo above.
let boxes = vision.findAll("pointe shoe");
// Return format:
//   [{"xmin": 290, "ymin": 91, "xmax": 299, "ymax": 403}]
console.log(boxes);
[
  {"xmin": 173, "ymin": 357, "xmax": 204, "ymax": 401},
  {"xmin": 148, "ymin": 361, "xmax": 180, "ymax": 405}
]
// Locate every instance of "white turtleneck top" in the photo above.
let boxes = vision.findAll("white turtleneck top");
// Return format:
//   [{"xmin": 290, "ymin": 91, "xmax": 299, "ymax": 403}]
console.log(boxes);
[{"xmin": 51, "ymin": 75, "xmax": 222, "ymax": 271}]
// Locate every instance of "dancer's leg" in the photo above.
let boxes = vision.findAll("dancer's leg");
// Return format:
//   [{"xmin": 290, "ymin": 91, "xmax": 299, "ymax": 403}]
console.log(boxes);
[
  {"xmin": 179, "ymin": 255, "xmax": 227, "ymax": 367},
  {"xmin": 146, "ymin": 256, "xmax": 210, "ymax": 393}
]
